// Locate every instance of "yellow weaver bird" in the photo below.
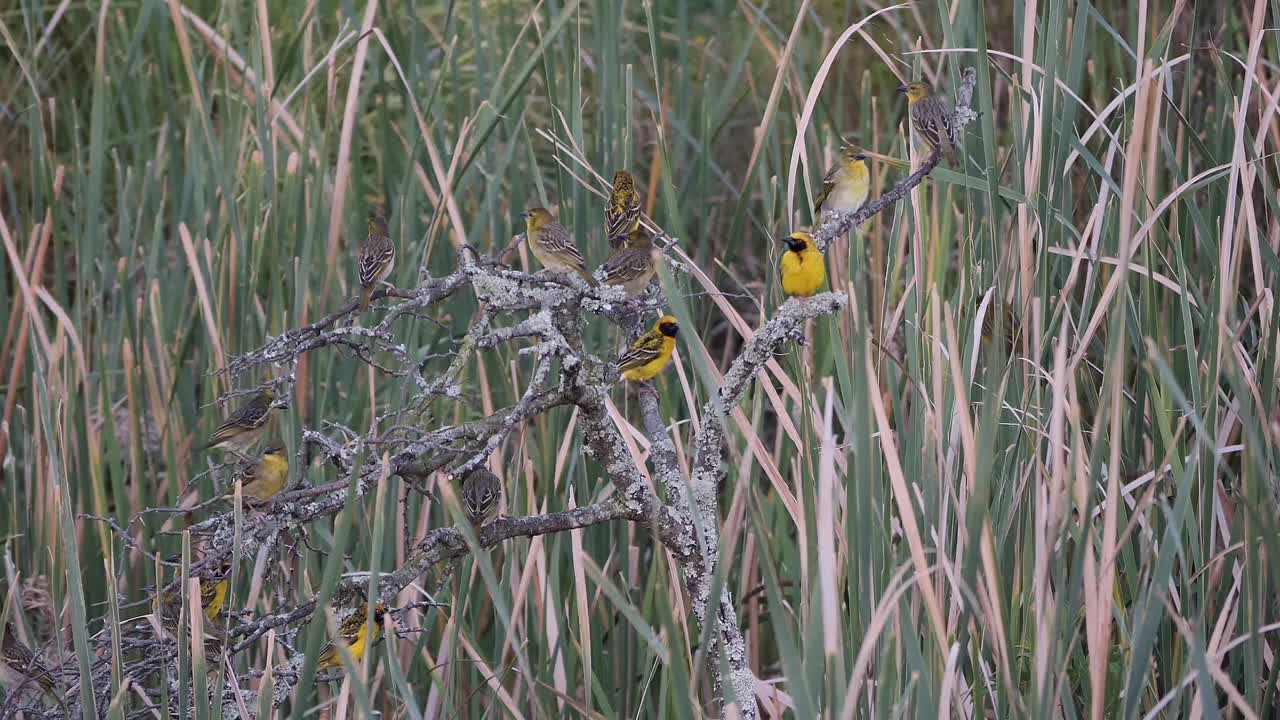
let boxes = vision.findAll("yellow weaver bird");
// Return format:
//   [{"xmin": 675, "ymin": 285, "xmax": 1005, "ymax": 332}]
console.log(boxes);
[
  {"xmin": 898, "ymin": 81, "xmax": 957, "ymax": 163},
  {"xmin": 617, "ymin": 315, "xmax": 680, "ymax": 382},
  {"xmin": 813, "ymin": 148, "xmax": 870, "ymax": 218},
  {"xmin": 0, "ymin": 624, "xmax": 61, "ymax": 706},
  {"xmin": 462, "ymin": 470, "xmax": 502, "ymax": 527},
  {"xmin": 358, "ymin": 204, "xmax": 396, "ymax": 312},
  {"xmin": 523, "ymin": 208, "xmax": 599, "ymax": 287},
  {"xmin": 605, "ymin": 170, "xmax": 641, "ymax": 249},
  {"xmin": 317, "ymin": 603, "xmax": 387, "ymax": 670},
  {"xmin": 600, "ymin": 228, "xmax": 660, "ymax": 297},
  {"xmin": 204, "ymin": 389, "xmax": 276, "ymax": 455},
  {"xmin": 780, "ymin": 231, "xmax": 826, "ymax": 298},
  {"xmin": 226, "ymin": 444, "xmax": 289, "ymax": 503},
  {"xmin": 160, "ymin": 562, "xmax": 230, "ymax": 623}
]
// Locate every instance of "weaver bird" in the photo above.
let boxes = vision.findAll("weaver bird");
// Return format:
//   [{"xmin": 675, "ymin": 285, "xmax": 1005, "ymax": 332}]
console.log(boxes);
[
  {"xmin": 226, "ymin": 444, "xmax": 289, "ymax": 503},
  {"xmin": 358, "ymin": 204, "xmax": 396, "ymax": 312},
  {"xmin": 0, "ymin": 624, "xmax": 60, "ymax": 705},
  {"xmin": 617, "ymin": 315, "xmax": 679, "ymax": 382},
  {"xmin": 523, "ymin": 208, "xmax": 599, "ymax": 287},
  {"xmin": 600, "ymin": 228, "xmax": 660, "ymax": 297},
  {"xmin": 157, "ymin": 560, "xmax": 231, "ymax": 635},
  {"xmin": 317, "ymin": 603, "xmax": 387, "ymax": 670},
  {"xmin": 898, "ymin": 81, "xmax": 957, "ymax": 163},
  {"xmin": 780, "ymin": 231, "xmax": 825, "ymax": 298},
  {"xmin": 204, "ymin": 389, "xmax": 276, "ymax": 454},
  {"xmin": 462, "ymin": 469, "xmax": 501, "ymax": 527},
  {"xmin": 813, "ymin": 148, "xmax": 870, "ymax": 218},
  {"xmin": 605, "ymin": 170, "xmax": 641, "ymax": 249}
]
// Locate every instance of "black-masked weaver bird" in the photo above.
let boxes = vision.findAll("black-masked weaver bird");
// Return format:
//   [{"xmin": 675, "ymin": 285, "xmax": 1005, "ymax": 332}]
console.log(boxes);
[
  {"xmin": 605, "ymin": 170, "xmax": 641, "ymax": 249},
  {"xmin": 780, "ymin": 231, "xmax": 825, "ymax": 298},
  {"xmin": 617, "ymin": 315, "xmax": 680, "ymax": 382},
  {"xmin": 898, "ymin": 81, "xmax": 957, "ymax": 163},
  {"xmin": 204, "ymin": 389, "xmax": 276, "ymax": 454},
  {"xmin": 317, "ymin": 603, "xmax": 387, "ymax": 670},
  {"xmin": 358, "ymin": 204, "xmax": 396, "ymax": 312},
  {"xmin": 523, "ymin": 208, "xmax": 599, "ymax": 287}
]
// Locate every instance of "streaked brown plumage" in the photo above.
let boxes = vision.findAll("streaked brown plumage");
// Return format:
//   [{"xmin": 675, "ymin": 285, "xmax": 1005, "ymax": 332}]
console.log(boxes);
[
  {"xmin": 0, "ymin": 624, "xmax": 58, "ymax": 701},
  {"xmin": 898, "ymin": 81, "xmax": 957, "ymax": 163},
  {"xmin": 524, "ymin": 208, "xmax": 599, "ymax": 287},
  {"xmin": 358, "ymin": 205, "xmax": 396, "ymax": 312},
  {"xmin": 461, "ymin": 469, "xmax": 502, "ymax": 527},
  {"xmin": 600, "ymin": 228, "xmax": 660, "ymax": 297},
  {"xmin": 605, "ymin": 170, "xmax": 641, "ymax": 249},
  {"xmin": 204, "ymin": 389, "xmax": 276, "ymax": 453}
]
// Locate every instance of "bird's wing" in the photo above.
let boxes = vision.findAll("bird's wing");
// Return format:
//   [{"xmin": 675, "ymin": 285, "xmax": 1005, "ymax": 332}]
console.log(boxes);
[
  {"xmin": 538, "ymin": 224, "xmax": 586, "ymax": 265},
  {"xmin": 605, "ymin": 188, "xmax": 640, "ymax": 244},
  {"xmin": 359, "ymin": 234, "xmax": 395, "ymax": 287},
  {"xmin": 813, "ymin": 162, "xmax": 842, "ymax": 214},
  {"xmin": 617, "ymin": 331, "xmax": 664, "ymax": 371},
  {"xmin": 601, "ymin": 249, "xmax": 649, "ymax": 284}
]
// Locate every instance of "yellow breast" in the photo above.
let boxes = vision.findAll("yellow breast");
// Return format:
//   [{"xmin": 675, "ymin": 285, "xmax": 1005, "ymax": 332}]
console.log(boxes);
[{"xmin": 781, "ymin": 249, "xmax": 826, "ymax": 298}]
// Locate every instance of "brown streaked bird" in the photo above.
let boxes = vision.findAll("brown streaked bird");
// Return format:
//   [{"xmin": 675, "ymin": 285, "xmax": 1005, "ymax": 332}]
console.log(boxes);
[
  {"xmin": 0, "ymin": 624, "xmax": 60, "ymax": 705},
  {"xmin": 523, "ymin": 207, "xmax": 599, "ymax": 287},
  {"xmin": 204, "ymin": 389, "xmax": 276, "ymax": 455},
  {"xmin": 605, "ymin": 170, "xmax": 641, "ymax": 249},
  {"xmin": 897, "ymin": 81, "xmax": 957, "ymax": 163},
  {"xmin": 600, "ymin": 228, "xmax": 660, "ymax": 297},
  {"xmin": 461, "ymin": 469, "xmax": 502, "ymax": 527},
  {"xmin": 358, "ymin": 204, "xmax": 396, "ymax": 312}
]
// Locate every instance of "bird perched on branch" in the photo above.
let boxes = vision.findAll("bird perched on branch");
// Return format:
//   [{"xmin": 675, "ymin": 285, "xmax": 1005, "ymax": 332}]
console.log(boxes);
[
  {"xmin": 813, "ymin": 148, "xmax": 870, "ymax": 219},
  {"xmin": 618, "ymin": 315, "xmax": 680, "ymax": 382},
  {"xmin": 462, "ymin": 469, "xmax": 502, "ymax": 527},
  {"xmin": 358, "ymin": 204, "xmax": 396, "ymax": 312},
  {"xmin": 600, "ymin": 228, "xmax": 661, "ymax": 297},
  {"xmin": 780, "ymin": 231, "xmax": 825, "ymax": 298},
  {"xmin": 898, "ymin": 81, "xmax": 957, "ymax": 163},
  {"xmin": 160, "ymin": 562, "xmax": 230, "ymax": 622},
  {"xmin": 0, "ymin": 624, "xmax": 61, "ymax": 707},
  {"xmin": 204, "ymin": 389, "xmax": 276, "ymax": 455},
  {"xmin": 317, "ymin": 603, "xmax": 387, "ymax": 670},
  {"xmin": 225, "ymin": 444, "xmax": 289, "ymax": 503},
  {"xmin": 605, "ymin": 170, "xmax": 642, "ymax": 249},
  {"xmin": 523, "ymin": 207, "xmax": 599, "ymax": 287}
]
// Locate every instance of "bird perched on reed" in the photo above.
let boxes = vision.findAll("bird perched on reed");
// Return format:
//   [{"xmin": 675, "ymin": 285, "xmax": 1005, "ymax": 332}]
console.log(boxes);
[
  {"xmin": 898, "ymin": 81, "xmax": 957, "ymax": 163},
  {"xmin": 225, "ymin": 444, "xmax": 289, "ymax": 503},
  {"xmin": 523, "ymin": 208, "xmax": 599, "ymax": 287},
  {"xmin": 605, "ymin": 170, "xmax": 641, "ymax": 249},
  {"xmin": 0, "ymin": 624, "xmax": 60, "ymax": 706},
  {"xmin": 813, "ymin": 148, "xmax": 870, "ymax": 219},
  {"xmin": 600, "ymin": 228, "xmax": 660, "ymax": 297},
  {"xmin": 204, "ymin": 389, "xmax": 276, "ymax": 455},
  {"xmin": 317, "ymin": 603, "xmax": 387, "ymax": 670},
  {"xmin": 780, "ymin": 231, "xmax": 826, "ymax": 298},
  {"xmin": 617, "ymin": 315, "xmax": 680, "ymax": 382},
  {"xmin": 462, "ymin": 469, "xmax": 501, "ymax": 527},
  {"xmin": 358, "ymin": 204, "xmax": 396, "ymax": 312}
]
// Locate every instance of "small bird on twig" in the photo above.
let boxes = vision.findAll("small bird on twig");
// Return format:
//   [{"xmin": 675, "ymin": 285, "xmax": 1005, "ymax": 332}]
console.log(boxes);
[
  {"xmin": 224, "ymin": 443, "xmax": 289, "ymax": 503},
  {"xmin": 813, "ymin": 148, "xmax": 870, "ymax": 219},
  {"xmin": 523, "ymin": 207, "xmax": 599, "ymax": 287},
  {"xmin": 204, "ymin": 389, "xmax": 277, "ymax": 455},
  {"xmin": 317, "ymin": 603, "xmax": 387, "ymax": 670},
  {"xmin": 358, "ymin": 204, "xmax": 396, "ymax": 312},
  {"xmin": 0, "ymin": 624, "xmax": 62, "ymax": 708},
  {"xmin": 600, "ymin": 227, "xmax": 661, "ymax": 297},
  {"xmin": 779, "ymin": 231, "xmax": 826, "ymax": 299},
  {"xmin": 617, "ymin": 315, "xmax": 680, "ymax": 382},
  {"xmin": 605, "ymin": 170, "xmax": 642, "ymax": 249},
  {"xmin": 898, "ymin": 81, "xmax": 957, "ymax": 163},
  {"xmin": 462, "ymin": 469, "xmax": 502, "ymax": 528}
]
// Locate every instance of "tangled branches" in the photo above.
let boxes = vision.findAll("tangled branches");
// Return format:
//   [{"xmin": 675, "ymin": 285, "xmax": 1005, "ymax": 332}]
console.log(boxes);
[{"xmin": 61, "ymin": 67, "xmax": 980, "ymax": 720}]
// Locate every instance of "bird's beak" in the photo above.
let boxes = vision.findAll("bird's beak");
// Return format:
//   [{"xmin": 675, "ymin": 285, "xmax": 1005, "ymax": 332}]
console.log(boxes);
[
  {"xmin": 896, "ymin": 84, "xmax": 909, "ymax": 93},
  {"xmin": 520, "ymin": 211, "xmax": 529, "ymax": 219}
]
